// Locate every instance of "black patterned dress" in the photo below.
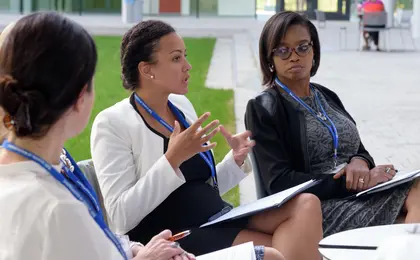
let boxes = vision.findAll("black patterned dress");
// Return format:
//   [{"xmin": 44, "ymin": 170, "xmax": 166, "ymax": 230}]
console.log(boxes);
[{"xmin": 281, "ymin": 89, "xmax": 411, "ymax": 237}]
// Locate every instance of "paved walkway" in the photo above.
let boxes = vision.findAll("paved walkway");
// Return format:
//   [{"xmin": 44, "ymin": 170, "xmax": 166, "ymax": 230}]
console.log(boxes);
[{"xmin": 3, "ymin": 14, "xmax": 420, "ymax": 205}]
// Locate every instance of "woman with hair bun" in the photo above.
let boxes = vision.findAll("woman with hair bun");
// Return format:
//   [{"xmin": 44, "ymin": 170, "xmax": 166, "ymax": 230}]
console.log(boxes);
[
  {"xmin": 0, "ymin": 12, "xmax": 194, "ymax": 260},
  {"xmin": 0, "ymin": 22, "xmax": 15, "ymax": 140}
]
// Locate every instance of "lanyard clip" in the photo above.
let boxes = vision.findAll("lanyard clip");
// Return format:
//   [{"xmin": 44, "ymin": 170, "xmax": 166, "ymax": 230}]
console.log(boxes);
[
  {"xmin": 212, "ymin": 176, "xmax": 219, "ymax": 191},
  {"xmin": 333, "ymin": 149, "xmax": 338, "ymax": 168}
]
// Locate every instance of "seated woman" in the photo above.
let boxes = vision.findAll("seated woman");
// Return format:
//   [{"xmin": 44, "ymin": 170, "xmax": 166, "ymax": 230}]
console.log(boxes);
[
  {"xmin": 245, "ymin": 11, "xmax": 420, "ymax": 238},
  {"xmin": 91, "ymin": 20, "xmax": 323, "ymax": 260},
  {"xmin": 0, "ymin": 22, "xmax": 15, "ymax": 140},
  {"xmin": 360, "ymin": 0, "xmax": 385, "ymax": 51},
  {"xmin": 0, "ymin": 12, "xmax": 193, "ymax": 260}
]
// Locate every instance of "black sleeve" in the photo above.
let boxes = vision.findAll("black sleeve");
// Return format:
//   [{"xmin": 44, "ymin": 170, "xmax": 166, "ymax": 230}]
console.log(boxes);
[
  {"xmin": 245, "ymin": 98, "xmax": 345, "ymax": 199},
  {"xmin": 349, "ymin": 142, "xmax": 376, "ymax": 169},
  {"xmin": 323, "ymin": 89, "xmax": 376, "ymax": 169}
]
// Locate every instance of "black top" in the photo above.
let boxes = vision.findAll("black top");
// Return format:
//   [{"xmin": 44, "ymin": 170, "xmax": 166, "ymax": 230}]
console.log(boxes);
[
  {"xmin": 245, "ymin": 83, "xmax": 375, "ymax": 200},
  {"xmin": 127, "ymin": 95, "xmax": 226, "ymax": 244}
]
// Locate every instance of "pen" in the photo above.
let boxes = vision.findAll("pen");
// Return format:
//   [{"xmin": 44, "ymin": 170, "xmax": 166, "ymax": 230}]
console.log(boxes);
[
  {"xmin": 319, "ymin": 243, "xmax": 377, "ymax": 250},
  {"xmin": 168, "ymin": 230, "xmax": 191, "ymax": 242}
]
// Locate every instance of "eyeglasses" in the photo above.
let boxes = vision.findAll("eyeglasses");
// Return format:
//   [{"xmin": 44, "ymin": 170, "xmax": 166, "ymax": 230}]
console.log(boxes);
[{"xmin": 272, "ymin": 42, "xmax": 313, "ymax": 60}]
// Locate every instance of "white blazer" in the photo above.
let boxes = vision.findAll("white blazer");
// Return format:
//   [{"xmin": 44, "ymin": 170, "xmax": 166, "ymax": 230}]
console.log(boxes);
[
  {"xmin": 0, "ymin": 161, "xmax": 123, "ymax": 260},
  {"xmin": 90, "ymin": 94, "xmax": 251, "ymax": 235}
]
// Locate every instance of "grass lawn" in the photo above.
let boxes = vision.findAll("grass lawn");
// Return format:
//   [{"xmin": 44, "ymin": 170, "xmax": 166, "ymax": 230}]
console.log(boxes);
[{"xmin": 65, "ymin": 36, "xmax": 240, "ymax": 207}]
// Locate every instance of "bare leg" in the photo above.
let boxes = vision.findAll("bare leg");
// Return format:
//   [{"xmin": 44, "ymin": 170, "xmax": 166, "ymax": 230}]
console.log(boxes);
[
  {"xmin": 405, "ymin": 179, "xmax": 420, "ymax": 223},
  {"xmin": 395, "ymin": 213, "xmax": 406, "ymax": 224},
  {"xmin": 264, "ymin": 247, "xmax": 285, "ymax": 260},
  {"xmin": 233, "ymin": 194, "xmax": 323, "ymax": 260},
  {"xmin": 363, "ymin": 32, "xmax": 370, "ymax": 50}
]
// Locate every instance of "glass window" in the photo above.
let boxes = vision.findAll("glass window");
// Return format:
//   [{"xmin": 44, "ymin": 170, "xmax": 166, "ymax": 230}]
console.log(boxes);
[{"xmin": 317, "ymin": 0, "xmax": 338, "ymax": 12}]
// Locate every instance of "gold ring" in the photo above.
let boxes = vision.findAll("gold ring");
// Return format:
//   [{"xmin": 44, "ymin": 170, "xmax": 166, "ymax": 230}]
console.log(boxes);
[{"xmin": 359, "ymin": 178, "xmax": 365, "ymax": 184}]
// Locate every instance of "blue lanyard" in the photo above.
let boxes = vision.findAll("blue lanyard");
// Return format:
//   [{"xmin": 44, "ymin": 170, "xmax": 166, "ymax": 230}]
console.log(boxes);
[
  {"xmin": 275, "ymin": 78, "xmax": 339, "ymax": 166},
  {"xmin": 134, "ymin": 93, "xmax": 218, "ymax": 191},
  {"xmin": 1, "ymin": 140, "xmax": 128, "ymax": 260}
]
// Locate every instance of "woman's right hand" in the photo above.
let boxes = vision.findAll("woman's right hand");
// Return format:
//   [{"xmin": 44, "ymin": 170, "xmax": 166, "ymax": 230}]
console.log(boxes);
[
  {"xmin": 133, "ymin": 230, "xmax": 195, "ymax": 260},
  {"xmin": 367, "ymin": 164, "xmax": 397, "ymax": 188},
  {"xmin": 165, "ymin": 112, "xmax": 220, "ymax": 169}
]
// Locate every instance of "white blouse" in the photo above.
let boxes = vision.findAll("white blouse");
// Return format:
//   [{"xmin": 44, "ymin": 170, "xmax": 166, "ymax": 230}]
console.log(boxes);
[
  {"xmin": 0, "ymin": 161, "xmax": 123, "ymax": 260},
  {"xmin": 90, "ymin": 94, "xmax": 251, "ymax": 235}
]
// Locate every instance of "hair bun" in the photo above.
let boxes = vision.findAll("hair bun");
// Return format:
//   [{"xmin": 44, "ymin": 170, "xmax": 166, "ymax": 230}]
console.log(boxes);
[
  {"xmin": 0, "ymin": 75, "xmax": 22, "ymax": 112},
  {"xmin": 0, "ymin": 74, "xmax": 47, "ymax": 136},
  {"xmin": 0, "ymin": 75, "xmax": 18, "ymax": 90},
  {"xmin": 0, "ymin": 74, "xmax": 25, "ymax": 111}
]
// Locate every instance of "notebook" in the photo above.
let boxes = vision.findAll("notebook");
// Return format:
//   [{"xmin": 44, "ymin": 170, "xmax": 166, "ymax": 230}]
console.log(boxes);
[
  {"xmin": 197, "ymin": 242, "xmax": 256, "ymax": 260},
  {"xmin": 356, "ymin": 169, "xmax": 420, "ymax": 197},
  {"xmin": 200, "ymin": 179, "xmax": 319, "ymax": 228}
]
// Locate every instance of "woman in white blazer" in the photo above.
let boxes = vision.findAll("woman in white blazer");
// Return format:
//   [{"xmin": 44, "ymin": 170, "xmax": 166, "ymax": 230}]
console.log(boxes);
[
  {"xmin": 91, "ymin": 20, "xmax": 323, "ymax": 260},
  {"xmin": 0, "ymin": 12, "xmax": 193, "ymax": 260}
]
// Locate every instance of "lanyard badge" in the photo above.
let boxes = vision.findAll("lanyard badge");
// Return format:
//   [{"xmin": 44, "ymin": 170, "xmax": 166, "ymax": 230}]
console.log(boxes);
[
  {"xmin": 275, "ymin": 78, "xmax": 339, "ymax": 167},
  {"xmin": 134, "ymin": 93, "xmax": 219, "ymax": 191}
]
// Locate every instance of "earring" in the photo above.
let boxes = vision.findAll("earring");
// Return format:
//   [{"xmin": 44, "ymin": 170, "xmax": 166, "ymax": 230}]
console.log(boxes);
[
  {"xmin": 3, "ymin": 114, "xmax": 15, "ymax": 130},
  {"xmin": 269, "ymin": 64, "xmax": 274, "ymax": 72},
  {"xmin": 150, "ymin": 75, "xmax": 154, "ymax": 79}
]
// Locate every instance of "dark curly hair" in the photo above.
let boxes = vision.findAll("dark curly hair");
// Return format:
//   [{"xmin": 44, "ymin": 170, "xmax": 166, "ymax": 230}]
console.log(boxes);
[
  {"xmin": 259, "ymin": 11, "xmax": 321, "ymax": 86},
  {"xmin": 0, "ymin": 12, "xmax": 97, "ymax": 138},
  {"xmin": 120, "ymin": 20, "xmax": 176, "ymax": 91}
]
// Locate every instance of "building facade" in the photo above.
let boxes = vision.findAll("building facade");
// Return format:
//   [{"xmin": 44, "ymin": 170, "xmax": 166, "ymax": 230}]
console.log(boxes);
[
  {"xmin": 0, "ymin": 0, "xmax": 257, "ymax": 17},
  {"xmin": 0, "ymin": 0, "xmax": 414, "ymax": 20}
]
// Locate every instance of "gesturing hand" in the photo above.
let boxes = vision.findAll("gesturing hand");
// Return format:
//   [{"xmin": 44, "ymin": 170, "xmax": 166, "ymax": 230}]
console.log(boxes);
[
  {"xmin": 165, "ymin": 112, "xmax": 220, "ymax": 170},
  {"xmin": 219, "ymin": 126, "xmax": 256, "ymax": 167},
  {"xmin": 333, "ymin": 158, "xmax": 370, "ymax": 191}
]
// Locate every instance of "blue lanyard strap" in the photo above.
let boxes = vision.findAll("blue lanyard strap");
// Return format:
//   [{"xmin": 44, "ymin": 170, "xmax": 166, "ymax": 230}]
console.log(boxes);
[
  {"xmin": 275, "ymin": 78, "xmax": 339, "ymax": 166},
  {"xmin": 1, "ymin": 140, "xmax": 128, "ymax": 260},
  {"xmin": 134, "ymin": 93, "xmax": 218, "ymax": 190}
]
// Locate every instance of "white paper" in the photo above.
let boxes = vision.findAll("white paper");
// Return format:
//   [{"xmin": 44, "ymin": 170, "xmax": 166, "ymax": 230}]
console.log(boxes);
[
  {"xmin": 200, "ymin": 180, "xmax": 316, "ymax": 228},
  {"xmin": 324, "ymin": 163, "xmax": 347, "ymax": 175},
  {"xmin": 196, "ymin": 242, "xmax": 256, "ymax": 260},
  {"xmin": 356, "ymin": 169, "xmax": 420, "ymax": 197}
]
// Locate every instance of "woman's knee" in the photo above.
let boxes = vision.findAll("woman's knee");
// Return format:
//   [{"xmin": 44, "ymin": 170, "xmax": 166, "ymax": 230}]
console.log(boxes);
[
  {"xmin": 263, "ymin": 247, "xmax": 285, "ymax": 260},
  {"xmin": 291, "ymin": 193, "xmax": 322, "ymax": 216},
  {"xmin": 405, "ymin": 180, "xmax": 420, "ymax": 211}
]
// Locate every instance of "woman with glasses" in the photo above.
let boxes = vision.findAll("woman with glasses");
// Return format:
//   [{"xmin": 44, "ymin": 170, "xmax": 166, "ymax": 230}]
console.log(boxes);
[{"xmin": 245, "ymin": 11, "xmax": 420, "ymax": 238}]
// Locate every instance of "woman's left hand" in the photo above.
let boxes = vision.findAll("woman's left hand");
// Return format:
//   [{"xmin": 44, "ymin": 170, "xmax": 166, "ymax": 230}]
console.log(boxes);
[
  {"xmin": 219, "ymin": 125, "xmax": 255, "ymax": 167},
  {"xmin": 334, "ymin": 158, "xmax": 370, "ymax": 191},
  {"xmin": 131, "ymin": 244, "xmax": 143, "ymax": 258}
]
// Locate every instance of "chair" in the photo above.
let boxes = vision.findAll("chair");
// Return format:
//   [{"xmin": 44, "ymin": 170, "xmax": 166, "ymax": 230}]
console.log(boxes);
[
  {"xmin": 77, "ymin": 159, "xmax": 108, "ymax": 225},
  {"xmin": 339, "ymin": 26, "xmax": 348, "ymax": 50},
  {"xmin": 249, "ymin": 151, "xmax": 268, "ymax": 199},
  {"xmin": 394, "ymin": 9, "xmax": 416, "ymax": 49},
  {"xmin": 314, "ymin": 10, "xmax": 327, "ymax": 28},
  {"xmin": 359, "ymin": 11, "xmax": 390, "ymax": 51}
]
